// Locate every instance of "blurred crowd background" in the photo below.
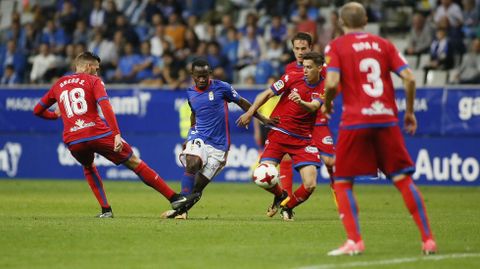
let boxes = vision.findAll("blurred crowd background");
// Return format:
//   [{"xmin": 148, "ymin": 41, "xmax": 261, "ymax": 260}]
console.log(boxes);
[{"xmin": 0, "ymin": 0, "xmax": 479, "ymax": 88}]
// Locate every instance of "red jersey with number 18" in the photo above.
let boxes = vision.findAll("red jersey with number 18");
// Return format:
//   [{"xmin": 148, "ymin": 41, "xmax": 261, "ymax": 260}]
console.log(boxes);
[
  {"xmin": 38, "ymin": 73, "xmax": 112, "ymax": 145},
  {"xmin": 325, "ymin": 32, "xmax": 408, "ymax": 128}
]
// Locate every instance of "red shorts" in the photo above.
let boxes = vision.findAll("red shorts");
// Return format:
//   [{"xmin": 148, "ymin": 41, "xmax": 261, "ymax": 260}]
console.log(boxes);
[
  {"xmin": 312, "ymin": 125, "xmax": 335, "ymax": 157},
  {"xmin": 68, "ymin": 134, "xmax": 133, "ymax": 166},
  {"xmin": 261, "ymin": 130, "xmax": 321, "ymax": 170},
  {"xmin": 334, "ymin": 125, "xmax": 415, "ymax": 179}
]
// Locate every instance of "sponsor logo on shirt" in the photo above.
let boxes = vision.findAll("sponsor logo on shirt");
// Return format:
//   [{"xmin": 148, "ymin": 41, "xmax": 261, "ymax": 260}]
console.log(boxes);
[
  {"xmin": 284, "ymin": 75, "xmax": 289, "ymax": 82},
  {"xmin": 322, "ymin": 136, "xmax": 333, "ymax": 145},
  {"xmin": 361, "ymin": 100, "xmax": 394, "ymax": 116},
  {"xmin": 305, "ymin": 145, "xmax": 319, "ymax": 154},
  {"xmin": 70, "ymin": 119, "xmax": 95, "ymax": 132},
  {"xmin": 273, "ymin": 80, "xmax": 285, "ymax": 91}
]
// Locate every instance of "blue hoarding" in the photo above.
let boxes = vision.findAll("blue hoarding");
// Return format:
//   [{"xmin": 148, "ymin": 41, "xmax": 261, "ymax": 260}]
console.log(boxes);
[{"xmin": 0, "ymin": 86, "xmax": 479, "ymax": 185}]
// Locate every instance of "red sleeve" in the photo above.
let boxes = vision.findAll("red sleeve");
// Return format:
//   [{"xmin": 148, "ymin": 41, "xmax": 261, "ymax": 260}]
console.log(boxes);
[
  {"xmin": 33, "ymin": 88, "xmax": 59, "ymax": 120},
  {"xmin": 270, "ymin": 73, "xmax": 293, "ymax": 95},
  {"xmin": 92, "ymin": 78, "xmax": 108, "ymax": 102},
  {"xmin": 387, "ymin": 40, "xmax": 409, "ymax": 74},
  {"xmin": 325, "ymin": 42, "xmax": 341, "ymax": 73},
  {"xmin": 98, "ymin": 99, "xmax": 120, "ymax": 135}
]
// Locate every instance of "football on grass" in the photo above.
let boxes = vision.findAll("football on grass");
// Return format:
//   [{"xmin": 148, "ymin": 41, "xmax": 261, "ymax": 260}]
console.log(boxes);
[{"xmin": 252, "ymin": 163, "xmax": 279, "ymax": 189}]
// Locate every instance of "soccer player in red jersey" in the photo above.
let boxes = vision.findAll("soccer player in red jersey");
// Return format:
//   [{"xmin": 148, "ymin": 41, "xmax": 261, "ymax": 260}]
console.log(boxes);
[
  {"xmin": 285, "ymin": 32, "xmax": 337, "ymax": 204},
  {"xmin": 237, "ymin": 52, "xmax": 324, "ymax": 221},
  {"xmin": 33, "ymin": 52, "xmax": 197, "ymax": 218},
  {"xmin": 323, "ymin": 2, "xmax": 436, "ymax": 255}
]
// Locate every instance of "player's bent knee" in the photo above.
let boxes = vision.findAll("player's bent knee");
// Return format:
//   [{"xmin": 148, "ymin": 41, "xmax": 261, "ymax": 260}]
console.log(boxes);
[
  {"xmin": 124, "ymin": 154, "xmax": 141, "ymax": 170},
  {"xmin": 185, "ymin": 157, "xmax": 202, "ymax": 173},
  {"xmin": 305, "ymin": 184, "xmax": 316, "ymax": 193}
]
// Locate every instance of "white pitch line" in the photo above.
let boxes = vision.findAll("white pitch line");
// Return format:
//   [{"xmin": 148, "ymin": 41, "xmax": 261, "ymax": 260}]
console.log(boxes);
[{"xmin": 298, "ymin": 253, "xmax": 480, "ymax": 269}]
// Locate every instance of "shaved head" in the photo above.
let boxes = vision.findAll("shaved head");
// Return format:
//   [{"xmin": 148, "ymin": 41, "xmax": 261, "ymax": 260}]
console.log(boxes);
[{"xmin": 340, "ymin": 2, "xmax": 368, "ymax": 29}]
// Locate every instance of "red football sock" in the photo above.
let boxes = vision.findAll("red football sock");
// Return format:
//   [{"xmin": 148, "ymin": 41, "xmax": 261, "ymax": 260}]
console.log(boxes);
[
  {"xmin": 286, "ymin": 184, "xmax": 312, "ymax": 209},
  {"xmin": 394, "ymin": 176, "xmax": 434, "ymax": 241},
  {"xmin": 335, "ymin": 181, "xmax": 362, "ymax": 242},
  {"xmin": 83, "ymin": 166, "xmax": 109, "ymax": 208},
  {"xmin": 134, "ymin": 161, "xmax": 175, "ymax": 200},
  {"xmin": 279, "ymin": 158, "xmax": 293, "ymax": 196},
  {"xmin": 265, "ymin": 183, "xmax": 284, "ymax": 197}
]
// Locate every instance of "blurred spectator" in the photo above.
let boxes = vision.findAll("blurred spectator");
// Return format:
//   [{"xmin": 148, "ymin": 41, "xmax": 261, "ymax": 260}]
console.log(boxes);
[
  {"xmin": 221, "ymin": 27, "xmax": 239, "ymax": 82},
  {"xmin": 112, "ymin": 15, "xmax": 140, "ymax": 46},
  {"xmin": 0, "ymin": 40, "xmax": 27, "ymax": 83},
  {"xmin": 216, "ymin": 14, "xmax": 235, "ymax": 46},
  {"xmin": 237, "ymin": 25, "xmax": 266, "ymax": 83},
  {"xmin": 423, "ymin": 27, "xmax": 454, "ymax": 83},
  {"xmin": 0, "ymin": 65, "xmax": 20, "ymax": 85},
  {"xmin": 73, "ymin": 20, "xmax": 90, "ymax": 45},
  {"xmin": 19, "ymin": 23, "xmax": 42, "ymax": 56},
  {"xmin": 112, "ymin": 42, "xmax": 142, "ymax": 83},
  {"xmin": 165, "ymin": 13, "xmax": 186, "ymax": 49},
  {"xmin": 177, "ymin": 28, "xmax": 200, "ymax": 62},
  {"xmin": 135, "ymin": 41, "xmax": 156, "ymax": 82},
  {"xmin": 58, "ymin": 0, "xmax": 79, "ymax": 36},
  {"xmin": 264, "ymin": 15, "xmax": 288, "ymax": 43},
  {"xmin": 160, "ymin": 52, "xmax": 187, "ymax": 89},
  {"xmin": 187, "ymin": 15, "xmax": 207, "ymax": 41},
  {"xmin": 462, "ymin": 0, "xmax": 479, "ymax": 39},
  {"xmin": 292, "ymin": 4, "xmax": 317, "ymax": 41},
  {"xmin": 434, "ymin": 0, "xmax": 463, "ymax": 28},
  {"xmin": 41, "ymin": 19, "xmax": 69, "ymax": 54},
  {"xmin": 318, "ymin": 10, "xmax": 344, "ymax": 51},
  {"xmin": 206, "ymin": 41, "xmax": 229, "ymax": 79},
  {"xmin": 150, "ymin": 24, "xmax": 173, "ymax": 57},
  {"xmin": 186, "ymin": 0, "xmax": 215, "ymax": 19},
  {"xmin": 290, "ymin": 0, "xmax": 319, "ymax": 22},
  {"xmin": 454, "ymin": 38, "xmax": 480, "ymax": 84},
  {"xmin": 264, "ymin": 38, "xmax": 284, "ymax": 75},
  {"xmin": 88, "ymin": 30, "xmax": 117, "ymax": 71},
  {"xmin": 405, "ymin": 12, "xmax": 433, "ymax": 56},
  {"xmin": 30, "ymin": 43, "xmax": 59, "ymax": 83},
  {"xmin": 58, "ymin": 44, "xmax": 76, "ymax": 76},
  {"xmin": 89, "ymin": 0, "xmax": 105, "ymax": 28},
  {"xmin": 103, "ymin": 0, "xmax": 122, "ymax": 38},
  {"xmin": 239, "ymin": 12, "xmax": 263, "ymax": 37},
  {"xmin": 1, "ymin": 19, "xmax": 23, "ymax": 45},
  {"xmin": 144, "ymin": 0, "xmax": 162, "ymax": 24}
]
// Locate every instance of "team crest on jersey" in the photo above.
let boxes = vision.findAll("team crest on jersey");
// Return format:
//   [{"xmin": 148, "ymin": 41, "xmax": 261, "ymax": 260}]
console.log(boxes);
[
  {"xmin": 305, "ymin": 146, "xmax": 319, "ymax": 154},
  {"xmin": 209, "ymin": 91, "xmax": 214, "ymax": 101},
  {"xmin": 284, "ymin": 75, "xmax": 289, "ymax": 82},
  {"xmin": 273, "ymin": 80, "xmax": 284, "ymax": 91},
  {"xmin": 322, "ymin": 136, "xmax": 333, "ymax": 145}
]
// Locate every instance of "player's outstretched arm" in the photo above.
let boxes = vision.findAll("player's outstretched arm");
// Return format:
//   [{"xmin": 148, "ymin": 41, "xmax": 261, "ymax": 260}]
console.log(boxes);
[
  {"xmin": 399, "ymin": 68, "xmax": 417, "ymax": 135},
  {"xmin": 236, "ymin": 89, "xmax": 275, "ymax": 128},
  {"xmin": 33, "ymin": 102, "xmax": 60, "ymax": 120}
]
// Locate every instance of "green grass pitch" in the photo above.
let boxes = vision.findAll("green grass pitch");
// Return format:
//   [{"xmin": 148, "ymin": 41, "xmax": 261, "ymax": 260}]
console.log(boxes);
[{"xmin": 0, "ymin": 179, "xmax": 479, "ymax": 269}]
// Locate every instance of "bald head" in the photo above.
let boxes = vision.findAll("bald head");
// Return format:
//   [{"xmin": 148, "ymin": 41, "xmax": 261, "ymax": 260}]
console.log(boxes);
[{"xmin": 340, "ymin": 2, "xmax": 368, "ymax": 29}]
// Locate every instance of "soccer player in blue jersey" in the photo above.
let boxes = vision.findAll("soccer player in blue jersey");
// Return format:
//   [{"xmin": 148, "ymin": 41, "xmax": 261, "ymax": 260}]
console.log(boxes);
[{"xmin": 161, "ymin": 58, "xmax": 275, "ymax": 219}]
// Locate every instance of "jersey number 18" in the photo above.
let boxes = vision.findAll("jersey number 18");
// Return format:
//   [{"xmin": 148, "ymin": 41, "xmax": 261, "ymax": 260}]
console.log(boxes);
[{"xmin": 59, "ymin": 88, "xmax": 88, "ymax": 118}]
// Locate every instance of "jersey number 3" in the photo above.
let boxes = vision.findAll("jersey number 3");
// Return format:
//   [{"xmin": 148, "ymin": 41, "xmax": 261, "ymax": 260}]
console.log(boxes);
[
  {"xmin": 59, "ymin": 88, "xmax": 88, "ymax": 118},
  {"xmin": 359, "ymin": 58, "xmax": 384, "ymax": 97}
]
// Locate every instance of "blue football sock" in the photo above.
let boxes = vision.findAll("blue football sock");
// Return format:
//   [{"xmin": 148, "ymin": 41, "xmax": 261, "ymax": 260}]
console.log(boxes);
[{"xmin": 180, "ymin": 172, "xmax": 195, "ymax": 195}]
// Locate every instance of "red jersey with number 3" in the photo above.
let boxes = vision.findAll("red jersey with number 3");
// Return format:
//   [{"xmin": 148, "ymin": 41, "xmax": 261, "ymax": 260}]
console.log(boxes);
[
  {"xmin": 325, "ymin": 32, "xmax": 408, "ymax": 127},
  {"xmin": 269, "ymin": 71, "xmax": 323, "ymax": 139},
  {"xmin": 38, "ymin": 73, "xmax": 111, "ymax": 144}
]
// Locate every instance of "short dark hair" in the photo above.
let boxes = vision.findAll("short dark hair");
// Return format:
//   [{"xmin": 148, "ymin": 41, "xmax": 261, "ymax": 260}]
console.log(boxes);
[
  {"xmin": 191, "ymin": 58, "xmax": 210, "ymax": 71},
  {"xmin": 75, "ymin": 51, "xmax": 101, "ymax": 64},
  {"xmin": 291, "ymin": 32, "xmax": 313, "ymax": 46},
  {"xmin": 302, "ymin": 51, "xmax": 324, "ymax": 66}
]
